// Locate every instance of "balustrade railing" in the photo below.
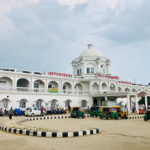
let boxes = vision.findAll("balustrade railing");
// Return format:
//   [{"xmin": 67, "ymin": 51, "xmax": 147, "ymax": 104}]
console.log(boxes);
[
  {"xmin": 0, "ymin": 86, "xmax": 13, "ymax": 92},
  {"xmin": 63, "ymin": 90, "xmax": 72, "ymax": 94},
  {"xmin": 16, "ymin": 87, "xmax": 30, "ymax": 92},
  {"xmin": 74, "ymin": 90, "xmax": 83, "ymax": 94},
  {"xmin": 34, "ymin": 88, "xmax": 45, "ymax": 93},
  {"xmin": 84, "ymin": 90, "xmax": 90, "ymax": 94},
  {"xmin": 92, "ymin": 90, "xmax": 100, "ymax": 94}
]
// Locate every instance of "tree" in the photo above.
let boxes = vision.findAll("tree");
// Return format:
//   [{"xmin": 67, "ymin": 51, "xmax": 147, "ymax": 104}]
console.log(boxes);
[{"xmin": 138, "ymin": 97, "xmax": 150, "ymax": 105}]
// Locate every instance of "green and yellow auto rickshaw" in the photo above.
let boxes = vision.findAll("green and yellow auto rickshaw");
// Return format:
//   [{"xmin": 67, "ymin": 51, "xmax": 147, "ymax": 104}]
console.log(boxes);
[
  {"xmin": 99, "ymin": 106, "xmax": 118, "ymax": 120},
  {"xmin": 144, "ymin": 107, "xmax": 150, "ymax": 121},
  {"xmin": 90, "ymin": 106, "xmax": 100, "ymax": 117},
  {"xmin": 113, "ymin": 106, "xmax": 128, "ymax": 119},
  {"xmin": 70, "ymin": 106, "xmax": 85, "ymax": 119}
]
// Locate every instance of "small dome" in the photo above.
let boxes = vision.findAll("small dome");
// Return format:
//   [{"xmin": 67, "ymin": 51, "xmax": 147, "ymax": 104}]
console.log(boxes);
[{"xmin": 80, "ymin": 44, "xmax": 102, "ymax": 57}]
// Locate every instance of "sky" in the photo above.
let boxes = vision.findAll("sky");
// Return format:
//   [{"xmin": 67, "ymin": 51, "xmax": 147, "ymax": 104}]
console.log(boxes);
[{"xmin": 0, "ymin": 0, "xmax": 150, "ymax": 84}]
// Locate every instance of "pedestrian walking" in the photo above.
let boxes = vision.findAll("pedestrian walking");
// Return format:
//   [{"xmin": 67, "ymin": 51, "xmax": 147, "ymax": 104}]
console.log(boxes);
[
  {"xmin": 9, "ymin": 107, "xmax": 13, "ymax": 120},
  {"xmin": 68, "ymin": 105, "xmax": 71, "ymax": 113},
  {"xmin": 41, "ymin": 106, "xmax": 44, "ymax": 116}
]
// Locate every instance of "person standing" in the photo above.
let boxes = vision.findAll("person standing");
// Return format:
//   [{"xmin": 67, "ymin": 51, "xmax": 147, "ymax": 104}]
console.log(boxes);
[
  {"xmin": 41, "ymin": 106, "xmax": 44, "ymax": 116},
  {"xmin": 9, "ymin": 107, "xmax": 13, "ymax": 120},
  {"xmin": 68, "ymin": 105, "xmax": 71, "ymax": 113}
]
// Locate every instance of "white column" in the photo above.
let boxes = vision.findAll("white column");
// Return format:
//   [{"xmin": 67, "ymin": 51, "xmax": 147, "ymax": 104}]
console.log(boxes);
[
  {"xmin": 31, "ymin": 76, "xmax": 33, "ymax": 92},
  {"xmin": 145, "ymin": 95, "xmax": 148, "ymax": 109},
  {"xmin": 46, "ymin": 78, "xmax": 48, "ymax": 92},
  {"xmin": 13, "ymin": 75, "xmax": 16, "ymax": 91},
  {"xmin": 127, "ymin": 95, "xmax": 131, "ymax": 113},
  {"xmin": 135, "ymin": 95, "xmax": 139, "ymax": 113},
  {"xmin": 105, "ymin": 96, "xmax": 107, "ymax": 101},
  {"xmin": 72, "ymin": 80, "xmax": 74, "ymax": 94},
  {"xmin": 108, "ymin": 82, "xmax": 110, "ymax": 93},
  {"xmin": 89, "ymin": 81, "xmax": 92, "ymax": 93},
  {"xmin": 82, "ymin": 62, "xmax": 84, "ymax": 74},
  {"xmin": 99, "ymin": 80, "xmax": 102, "ymax": 93},
  {"xmin": 116, "ymin": 82, "xmax": 118, "ymax": 93},
  {"xmin": 97, "ymin": 62, "xmax": 100, "ymax": 73},
  {"xmin": 107, "ymin": 63, "xmax": 110, "ymax": 74}
]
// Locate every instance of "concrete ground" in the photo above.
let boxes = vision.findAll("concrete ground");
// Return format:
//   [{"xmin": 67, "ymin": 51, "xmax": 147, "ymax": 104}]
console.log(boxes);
[{"xmin": 0, "ymin": 115, "xmax": 150, "ymax": 150}]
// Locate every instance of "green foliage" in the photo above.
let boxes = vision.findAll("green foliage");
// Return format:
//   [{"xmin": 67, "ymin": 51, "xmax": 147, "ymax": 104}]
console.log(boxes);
[{"xmin": 138, "ymin": 97, "xmax": 150, "ymax": 105}]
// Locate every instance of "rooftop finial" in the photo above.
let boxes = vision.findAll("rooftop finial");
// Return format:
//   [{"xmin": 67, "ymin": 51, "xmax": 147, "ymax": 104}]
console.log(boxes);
[{"xmin": 88, "ymin": 44, "xmax": 93, "ymax": 49}]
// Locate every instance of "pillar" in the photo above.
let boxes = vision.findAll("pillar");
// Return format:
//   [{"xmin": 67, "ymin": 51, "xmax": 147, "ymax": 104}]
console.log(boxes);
[
  {"xmin": 31, "ymin": 76, "xmax": 33, "ymax": 92},
  {"xmin": 105, "ymin": 96, "xmax": 107, "ymax": 101},
  {"xmin": 89, "ymin": 81, "xmax": 92, "ymax": 94},
  {"xmin": 82, "ymin": 62, "xmax": 84, "ymax": 74},
  {"xmin": 116, "ymin": 82, "xmax": 118, "ymax": 93},
  {"xmin": 127, "ymin": 95, "xmax": 131, "ymax": 113},
  {"xmin": 13, "ymin": 75, "xmax": 16, "ymax": 91},
  {"xmin": 46, "ymin": 78, "xmax": 48, "ymax": 93},
  {"xmin": 108, "ymin": 82, "xmax": 110, "ymax": 93},
  {"xmin": 107, "ymin": 63, "xmax": 110, "ymax": 74},
  {"xmin": 145, "ymin": 96, "xmax": 148, "ymax": 109},
  {"xmin": 99, "ymin": 80, "xmax": 102, "ymax": 93},
  {"xmin": 72, "ymin": 80, "xmax": 74, "ymax": 94},
  {"xmin": 135, "ymin": 95, "xmax": 139, "ymax": 113},
  {"xmin": 59, "ymin": 79, "xmax": 62, "ymax": 93}
]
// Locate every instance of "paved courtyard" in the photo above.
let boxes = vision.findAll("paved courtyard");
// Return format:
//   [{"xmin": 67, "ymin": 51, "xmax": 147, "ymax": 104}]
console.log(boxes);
[{"xmin": 0, "ymin": 116, "xmax": 150, "ymax": 150}]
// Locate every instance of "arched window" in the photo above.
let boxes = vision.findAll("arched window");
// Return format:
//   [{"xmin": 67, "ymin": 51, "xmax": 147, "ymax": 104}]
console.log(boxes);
[
  {"xmin": 65, "ymin": 100, "xmax": 70, "ymax": 107},
  {"xmin": 51, "ymin": 100, "xmax": 56, "ymax": 108},
  {"xmin": 77, "ymin": 69, "xmax": 79, "ymax": 75},
  {"xmin": 100, "ymin": 65, "xmax": 105, "ymax": 74},
  {"xmin": 36, "ymin": 100, "xmax": 41, "ymax": 108},
  {"xmin": 20, "ymin": 100, "xmax": 26, "ymax": 108},
  {"xmin": 87, "ymin": 68, "xmax": 90, "ymax": 73},
  {"xmin": 3, "ymin": 100, "xmax": 8, "ymax": 108},
  {"xmin": 91, "ymin": 67, "xmax": 94, "ymax": 73},
  {"xmin": 81, "ymin": 100, "xmax": 87, "ymax": 107}
]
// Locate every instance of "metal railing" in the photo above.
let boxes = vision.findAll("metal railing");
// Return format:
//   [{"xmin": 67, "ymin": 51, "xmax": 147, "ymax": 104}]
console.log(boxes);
[
  {"xmin": 63, "ymin": 90, "xmax": 72, "ymax": 94},
  {"xmin": 34, "ymin": 88, "xmax": 45, "ymax": 93},
  {"xmin": 0, "ymin": 86, "xmax": 13, "ymax": 92},
  {"xmin": 16, "ymin": 87, "xmax": 30, "ymax": 92}
]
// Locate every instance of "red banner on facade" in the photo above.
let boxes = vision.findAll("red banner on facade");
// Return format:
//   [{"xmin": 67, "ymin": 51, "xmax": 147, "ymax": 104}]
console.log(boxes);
[
  {"xmin": 97, "ymin": 74, "xmax": 119, "ymax": 80},
  {"xmin": 48, "ymin": 72, "xmax": 72, "ymax": 78},
  {"xmin": 118, "ymin": 81, "xmax": 132, "ymax": 84}
]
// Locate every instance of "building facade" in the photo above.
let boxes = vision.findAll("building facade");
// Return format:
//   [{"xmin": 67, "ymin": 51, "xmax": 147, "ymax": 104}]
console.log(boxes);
[{"xmin": 0, "ymin": 44, "xmax": 149, "ymax": 113}]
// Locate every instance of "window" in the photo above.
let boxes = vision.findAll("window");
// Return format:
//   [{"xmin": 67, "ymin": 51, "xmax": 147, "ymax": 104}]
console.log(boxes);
[
  {"xmin": 3, "ymin": 100, "xmax": 8, "ymax": 108},
  {"xmin": 87, "ymin": 68, "xmax": 90, "ymax": 73},
  {"xmin": 51, "ymin": 100, "xmax": 56, "ymax": 108},
  {"xmin": 100, "ymin": 67, "xmax": 105, "ymax": 74},
  {"xmin": 91, "ymin": 67, "xmax": 94, "ymax": 73},
  {"xmin": 48, "ymin": 84, "xmax": 52, "ymax": 88},
  {"xmin": 36, "ymin": 100, "xmax": 41, "ymax": 108},
  {"xmin": 34, "ymin": 83, "xmax": 39, "ymax": 88},
  {"xmin": 77, "ymin": 69, "xmax": 79, "ymax": 75},
  {"xmin": 81, "ymin": 100, "xmax": 87, "ymax": 107},
  {"xmin": 80, "ymin": 69, "xmax": 81, "ymax": 74},
  {"xmin": 20, "ymin": 100, "xmax": 26, "ymax": 108},
  {"xmin": 65, "ymin": 100, "xmax": 70, "ymax": 107}
]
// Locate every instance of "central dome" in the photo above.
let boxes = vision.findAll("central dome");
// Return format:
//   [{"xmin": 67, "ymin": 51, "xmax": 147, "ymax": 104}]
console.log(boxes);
[{"xmin": 80, "ymin": 44, "xmax": 102, "ymax": 57}]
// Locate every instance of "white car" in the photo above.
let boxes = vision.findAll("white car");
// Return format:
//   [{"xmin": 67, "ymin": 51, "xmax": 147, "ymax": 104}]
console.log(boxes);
[{"xmin": 25, "ymin": 107, "xmax": 46, "ymax": 117}]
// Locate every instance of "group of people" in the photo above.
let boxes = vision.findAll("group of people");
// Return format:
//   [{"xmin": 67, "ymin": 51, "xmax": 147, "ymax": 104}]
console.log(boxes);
[{"xmin": 6, "ymin": 104, "xmax": 71, "ymax": 121}]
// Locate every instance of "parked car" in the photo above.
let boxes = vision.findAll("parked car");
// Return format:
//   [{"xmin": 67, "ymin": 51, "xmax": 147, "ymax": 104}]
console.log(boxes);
[{"xmin": 25, "ymin": 107, "xmax": 46, "ymax": 117}]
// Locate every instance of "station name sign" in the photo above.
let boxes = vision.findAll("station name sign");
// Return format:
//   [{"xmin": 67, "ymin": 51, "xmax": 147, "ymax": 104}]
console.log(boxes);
[
  {"xmin": 118, "ymin": 81, "xmax": 132, "ymax": 84},
  {"xmin": 97, "ymin": 74, "xmax": 119, "ymax": 80},
  {"xmin": 47, "ymin": 72, "xmax": 72, "ymax": 78}
]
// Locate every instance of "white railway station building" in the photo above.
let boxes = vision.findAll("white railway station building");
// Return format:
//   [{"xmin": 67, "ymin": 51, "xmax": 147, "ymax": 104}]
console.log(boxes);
[{"xmin": 0, "ymin": 44, "xmax": 149, "ymax": 113}]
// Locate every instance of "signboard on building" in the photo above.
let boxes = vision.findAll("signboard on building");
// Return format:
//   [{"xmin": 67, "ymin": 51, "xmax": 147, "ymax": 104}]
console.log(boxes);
[
  {"xmin": 97, "ymin": 74, "xmax": 119, "ymax": 80},
  {"xmin": 49, "ymin": 88, "xmax": 59, "ymax": 93},
  {"xmin": 118, "ymin": 81, "xmax": 132, "ymax": 84},
  {"xmin": 45, "ymin": 71, "xmax": 72, "ymax": 78}
]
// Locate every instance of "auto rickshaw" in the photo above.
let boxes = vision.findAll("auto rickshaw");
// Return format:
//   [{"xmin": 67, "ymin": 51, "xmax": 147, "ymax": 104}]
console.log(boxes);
[
  {"xmin": 113, "ymin": 106, "xmax": 128, "ymax": 119},
  {"xmin": 90, "ymin": 106, "xmax": 100, "ymax": 117},
  {"xmin": 99, "ymin": 106, "xmax": 118, "ymax": 120},
  {"xmin": 144, "ymin": 106, "xmax": 150, "ymax": 121},
  {"xmin": 70, "ymin": 106, "xmax": 85, "ymax": 119}
]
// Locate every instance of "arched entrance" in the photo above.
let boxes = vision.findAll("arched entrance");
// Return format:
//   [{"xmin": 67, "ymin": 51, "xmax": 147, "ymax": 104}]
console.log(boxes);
[
  {"xmin": 74, "ymin": 83, "xmax": 83, "ymax": 94},
  {"xmin": 51, "ymin": 99, "xmax": 58, "ymax": 108},
  {"xmin": 110, "ymin": 83, "xmax": 116, "ymax": 92},
  {"xmin": 93, "ymin": 98, "xmax": 98, "ymax": 106},
  {"xmin": 0, "ymin": 77, "xmax": 13, "ymax": 91},
  {"xmin": 63, "ymin": 82, "xmax": 72, "ymax": 94},
  {"xmin": 102, "ymin": 83, "xmax": 107, "ymax": 93},
  {"xmin": 36, "ymin": 99, "xmax": 44, "ymax": 108},
  {"xmin": 34, "ymin": 80, "xmax": 45, "ymax": 92},
  {"xmin": 17, "ymin": 78, "xmax": 30, "ymax": 92}
]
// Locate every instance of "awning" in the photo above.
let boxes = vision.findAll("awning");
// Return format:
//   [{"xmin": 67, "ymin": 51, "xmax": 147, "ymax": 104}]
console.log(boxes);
[
  {"xmin": 34, "ymin": 99, "xmax": 44, "ymax": 102},
  {"xmin": 63, "ymin": 99, "xmax": 72, "ymax": 102},
  {"xmin": 17, "ymin": 99, "xmax": 28, "ymax": 102},
  {"xmin": 1, "ymin": 98, "xmax": 11, "ymax": 102},
  {"xmin": 52, "ymin": 99, "xmax": 58, "ymax": 102}
]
